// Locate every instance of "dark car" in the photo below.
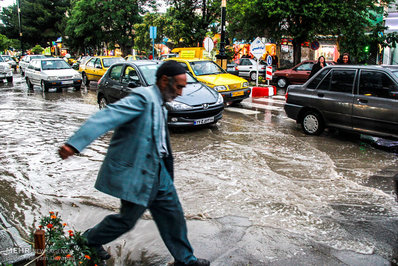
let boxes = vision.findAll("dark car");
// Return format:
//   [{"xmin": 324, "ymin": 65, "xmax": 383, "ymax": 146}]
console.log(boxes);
[
  {"xmin": 273, "ymin": 60, "xmax": 334, "ymax": 88},
  {"xmin": 97, "ymin": 61, "xmax": 224, "ymax": 127},
  {"xmin": 284, "ymin": 65, "xmax": 398, "ymax": 139}
]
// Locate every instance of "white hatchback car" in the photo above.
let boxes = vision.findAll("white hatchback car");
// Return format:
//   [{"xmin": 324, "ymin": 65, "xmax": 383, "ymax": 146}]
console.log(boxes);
[
  {"xmin": 25, "ymin": 58, "xmax": 82, "ymax": 92},
  {"xmin": 0, "ymin": 58, "xmax": 13, "ymax": 83}
]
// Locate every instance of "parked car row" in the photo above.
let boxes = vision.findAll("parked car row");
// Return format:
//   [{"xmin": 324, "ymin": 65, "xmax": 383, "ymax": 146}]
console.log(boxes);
[{"xmin": 273, "ymin": 60, "xmax": 335, "ymax": 88}]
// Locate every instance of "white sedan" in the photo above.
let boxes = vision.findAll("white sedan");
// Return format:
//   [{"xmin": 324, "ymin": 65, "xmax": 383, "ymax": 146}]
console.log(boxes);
[{"xmin": 25, "ymin": 58, "xmax": 82, "ymax": 92}]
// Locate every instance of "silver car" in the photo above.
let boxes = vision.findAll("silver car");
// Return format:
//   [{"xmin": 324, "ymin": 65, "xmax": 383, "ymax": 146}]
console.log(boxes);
[
  {"xmin": 0, "ymin": 55, "xmax": 17, "ymax": 71},
  {"xmin": 235, "ymin": 58, "xmax": 267, "ymax": 81},
  {"xmin": 25, "ymin": 58, "xmax": 82, "ymax": 92},
  {"xmin": 0, "ymin": 59, "xmax": 13, "ymax": 82},
  {"xmin": 19, "ymin": 54, "xmax": 47, "ymax": 76}
]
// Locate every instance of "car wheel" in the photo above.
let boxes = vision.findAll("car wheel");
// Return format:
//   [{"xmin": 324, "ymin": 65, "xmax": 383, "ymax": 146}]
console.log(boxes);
[
  {"xmin": 301, "ymin": 111, "xmax": 324, "ymax": 136},
  {"xmin": 7, "ymin": 77, "xmax": 13, "ymax": 83},
  {"xmin": 99, "ymin": 96, "xmax": 108, "ymax": 109},
  {"xmin": 82, "ymin": 73, "xmax": 90, "ymax": 86},
  {"xmin": 26, "ymin": 78, "xmax": 33, "ymax": 89},
  {"xmin": 41, "ymin": 80, "xmax": 49, "ymax": 92},
  {"xmin": 75, "ymin": 84, "xmax": 81, "ymax": 91},
  {"xmin": 277, "ymin": 78, "xmax": 288, "ymax": 88},
  {"xmin": 250, "ymin": 72, "xmax": 257, "ymax": 81}
]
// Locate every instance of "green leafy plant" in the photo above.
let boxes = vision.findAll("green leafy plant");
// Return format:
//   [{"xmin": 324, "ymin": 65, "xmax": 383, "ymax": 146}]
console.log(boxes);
[{"xmin": 34, "ymin": 211, "xmax": 101, "ymax": 266}]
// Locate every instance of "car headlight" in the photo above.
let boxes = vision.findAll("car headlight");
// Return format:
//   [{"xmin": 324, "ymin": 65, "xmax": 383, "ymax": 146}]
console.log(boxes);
[
  {"xmin": 214, "ymin": 85, "xmax": 226, "ymax": 91},
  {"xmin": 4, "ymin": 64, "xmax": 10, "ymax": 70},
  {"xmin": 165, "ymin": 101, "xmax": 193, "ymax": 111},
  {"xmin": 242, "ymin": 82, "xmax": 249, "ymax": 88},
  {"xmin": 47, "ymin": 76, "xmax": 57, "ymax": 80},
  {"xmin": 216, "ymin": 93, "xmax": 224, "ymax": 104},
  {"xmin": 73, "ymin": 73, "xmax": 82, "ymax": 79}
]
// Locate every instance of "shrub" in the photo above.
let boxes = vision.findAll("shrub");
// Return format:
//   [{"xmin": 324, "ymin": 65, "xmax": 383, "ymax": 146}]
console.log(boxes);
[{"xmin": 33, "ymin": 211, "xmax": 101, "ymax": 265}]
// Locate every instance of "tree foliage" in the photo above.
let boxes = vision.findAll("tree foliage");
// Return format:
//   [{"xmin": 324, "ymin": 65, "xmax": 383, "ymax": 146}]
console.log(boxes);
[
  {"xmin": 0, "ymin": 34, "xmax": 19, "ymax": 51},
  {"xmin": 0, "ymin": 0, "xmax": 69, "ymax": 50},
  {"xmin": 165, "ymin": 0, "xmax": 221, "ymax": 47},
  {"xmin": 65, "ymin": 0, "xmax": 156, "ymax": 56},
  {"xmin": 227, "ymin": 0, "xmax": 393, "ymax": 64}
]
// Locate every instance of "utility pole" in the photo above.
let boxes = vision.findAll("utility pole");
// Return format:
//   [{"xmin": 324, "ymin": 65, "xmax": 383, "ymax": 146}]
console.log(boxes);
[
  {"xmin": 216, "ymin": 0, "xmax": 227, "ymax": 70},
  {"xmin": 17, "ymin": 0, "xmax": 23, "ymax": 54}
]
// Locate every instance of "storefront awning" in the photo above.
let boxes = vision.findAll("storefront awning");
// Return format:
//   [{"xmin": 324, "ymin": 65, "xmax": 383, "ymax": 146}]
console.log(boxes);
[{"xmin": 384, "ymin": 12, "xmax": 398, "ymax": 33}]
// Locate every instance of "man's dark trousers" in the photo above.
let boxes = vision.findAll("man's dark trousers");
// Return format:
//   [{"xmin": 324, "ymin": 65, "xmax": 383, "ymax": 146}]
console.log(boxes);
[{"xmin": 84, "ymin": 159, "xmax": 197, "ymax": 264}]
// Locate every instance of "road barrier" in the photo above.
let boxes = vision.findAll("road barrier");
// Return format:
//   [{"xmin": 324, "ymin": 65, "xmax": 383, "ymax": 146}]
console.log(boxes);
[{"xmin": 251, "ymin": 86, "xmax": 277, "ymax": 97}]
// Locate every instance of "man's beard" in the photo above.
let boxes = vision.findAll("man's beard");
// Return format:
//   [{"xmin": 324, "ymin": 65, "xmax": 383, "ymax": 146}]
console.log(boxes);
[{"xmin": 162, "ymin": 83, "xmax": 178, "ymax": 102}]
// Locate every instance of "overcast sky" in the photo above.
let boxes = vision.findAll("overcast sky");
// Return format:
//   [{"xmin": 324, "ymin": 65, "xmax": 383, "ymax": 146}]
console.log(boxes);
[{"xmin": 0, "ymin": 0, "xmax": 16, "ymax": 8}]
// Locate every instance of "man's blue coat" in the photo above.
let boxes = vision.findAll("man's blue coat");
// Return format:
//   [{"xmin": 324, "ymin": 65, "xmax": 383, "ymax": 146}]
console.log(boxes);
[{"xmin": 67, "ymin": 85, "xmax": 174, "ymax": 207}]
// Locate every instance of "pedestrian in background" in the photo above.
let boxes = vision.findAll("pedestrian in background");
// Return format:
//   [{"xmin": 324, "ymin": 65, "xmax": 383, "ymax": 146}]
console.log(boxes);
[
  {"xmin": 58, "ymin": 60, "xmax": 210, "ymax": 266},
  {"xmin": 337, "ymin": 53, "xmax": 351, "ymax": 64},
  {"xmin": 309, "ymin": 56, "xmax": 327, "ymax": 79}
]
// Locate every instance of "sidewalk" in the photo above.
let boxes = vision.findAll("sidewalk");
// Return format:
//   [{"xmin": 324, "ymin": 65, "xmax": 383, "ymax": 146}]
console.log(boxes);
[{"xmin": 0, "ymin": 211, "xmax": 34, "ymax": 264}]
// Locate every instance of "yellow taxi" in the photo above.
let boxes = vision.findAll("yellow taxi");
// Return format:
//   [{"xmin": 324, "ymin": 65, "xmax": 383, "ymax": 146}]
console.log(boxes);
[
  {"xmin": 125, "ymin": 54, "xmax": 148, "ymax": 61},
  {"xmin": 79, "ymin": 56, "xmax": 124, "ymax": 85},
  {"xmin": 166, "ymin": 58, "xmax": 251, "ymax": 103}
]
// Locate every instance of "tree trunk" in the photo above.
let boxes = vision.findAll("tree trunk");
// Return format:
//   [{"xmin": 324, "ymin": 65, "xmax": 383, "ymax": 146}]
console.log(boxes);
[{"xmin": 292, "ymin": 39, "xmax": 302, "ymax": 65}]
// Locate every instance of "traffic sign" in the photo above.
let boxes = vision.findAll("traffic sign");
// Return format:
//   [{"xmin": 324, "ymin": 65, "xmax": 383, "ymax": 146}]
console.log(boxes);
[
  {"xmin": 250, "ymin": 37, "xmax": 266, "ymax": 59},
  {"xmin": 310, "ymin": 40, "xmax": 320, "ymax": 50},
  {"xmin": 203, "ymin": 37, "xmax": 214, "ymax": 53},
  {"xmin": 266, "ymin": 55, "xmax": 272, "ymax": 66},
  {"xmin": 149, "ymin": 26, "xmax": 157, "ymax": 39}
]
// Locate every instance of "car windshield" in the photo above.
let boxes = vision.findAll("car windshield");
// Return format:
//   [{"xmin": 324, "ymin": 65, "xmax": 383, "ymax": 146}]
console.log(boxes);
[
  {"xmin": 31, "ymin": 55, "xmax": 46, "ymax": 61},
  {"xmin": 102, "ymin": 57, "xmax": 124, "ymax": 68},
  {"xmin": 138, "ymin": 64, "xmax": 196, "ymax": 86},
  {"xmin": 2, "ymin": 56, "xmax": 12, "ymax": 62},
  {"xmin": 0, "ymin": 57, "xmax": 4, "ymax": 62},
  {"xmin": 190, "ymin": 61, "xmax": 225, "ymax": 76},
  {"xmin": 42, "ymin": 60, "xmax": 71, "ymax": 70}
]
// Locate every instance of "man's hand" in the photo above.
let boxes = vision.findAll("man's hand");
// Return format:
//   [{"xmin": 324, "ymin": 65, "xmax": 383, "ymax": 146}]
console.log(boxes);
[{"xmin": 58, "ymin": 144, "xmax": 76, "ymax": 160}]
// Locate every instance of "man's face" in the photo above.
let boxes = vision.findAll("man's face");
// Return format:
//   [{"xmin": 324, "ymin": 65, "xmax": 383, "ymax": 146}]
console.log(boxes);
[{"xmin": 160, "ymin": 73, "xmax": 186, "ymax": 102}]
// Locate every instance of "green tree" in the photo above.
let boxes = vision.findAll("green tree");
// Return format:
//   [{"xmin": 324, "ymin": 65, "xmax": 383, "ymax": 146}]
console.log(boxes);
[
  {"xmin": 66, "ymin": 0, "xmax": 156, "ymax": 56},
  {"xmin": 0, "ymin": 34, "xmax": 19, "ymax": 51},
  {"xmin": 227, "ymin": 0, "xmax": 393, "ymax": 65},
  {"xmin": 165, "ymin": 0, "xmax": 221, "ymax": 47},
  {"xmin": 133, "ymin": 13, "xmax": 168, "ymax": 55},
  {"xmin": 31, "ymin": 44, "xmax": 44, "ymax": 54},
  {"xmin": 0, "ymin": 0, "xmax": 70, "ymax": 51}
]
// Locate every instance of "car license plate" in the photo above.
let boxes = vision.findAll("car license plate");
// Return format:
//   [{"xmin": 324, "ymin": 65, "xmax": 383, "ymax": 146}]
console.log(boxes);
[
  {"xmin": 232, "ymin": 91, "xmax": 244, "ymax": 97},
  {"xmin": 62, "ymin": 80, "xmax": 74, "ymax": 84},
  {"xmin": 194, "ymin": 117, "xmax": 214, "ymax": 125}
]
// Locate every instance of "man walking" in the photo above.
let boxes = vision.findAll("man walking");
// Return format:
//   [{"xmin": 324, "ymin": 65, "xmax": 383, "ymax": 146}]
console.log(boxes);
[{"xmin": 58, "ymin": 61, "xmax": 210, "ymax": 266}]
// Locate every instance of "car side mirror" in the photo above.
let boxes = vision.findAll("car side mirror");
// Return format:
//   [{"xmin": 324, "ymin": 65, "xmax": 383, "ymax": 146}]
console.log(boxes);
[
  {"xmin": 128, "ymin": 81, "xmax": 140, "ymax": 88},
  {"xmin": 95, "ymin": 65, "xmax": 102, "ymax": 69}
]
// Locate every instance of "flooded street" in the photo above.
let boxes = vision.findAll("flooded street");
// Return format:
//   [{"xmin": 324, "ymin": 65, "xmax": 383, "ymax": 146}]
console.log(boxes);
[{"xmin": 1, "ymin": 74, "xmax": 398, "ymax": 265}]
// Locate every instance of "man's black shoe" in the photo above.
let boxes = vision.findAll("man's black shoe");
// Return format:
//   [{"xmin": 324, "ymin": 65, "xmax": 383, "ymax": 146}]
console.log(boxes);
[
  {"xmin": 91, "ymin": 245, "xmax": 111, "ymax": 260},
  {"xmin": 172, "ymin": 258, "xmax": 210, "ymax": 266}
]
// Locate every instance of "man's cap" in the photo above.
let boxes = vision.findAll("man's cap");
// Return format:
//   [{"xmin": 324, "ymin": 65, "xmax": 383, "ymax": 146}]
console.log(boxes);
[{"xmin": 156, "ymin": 60, "xmax": 186, "ymax": 80}]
